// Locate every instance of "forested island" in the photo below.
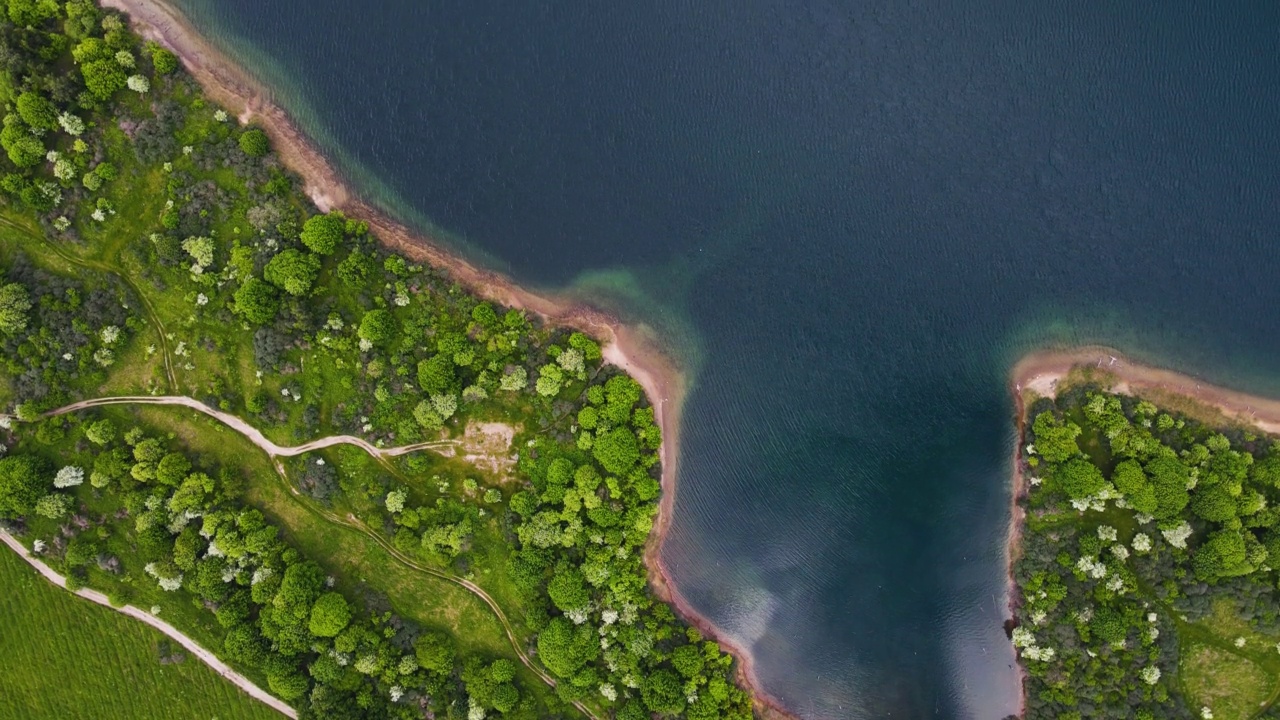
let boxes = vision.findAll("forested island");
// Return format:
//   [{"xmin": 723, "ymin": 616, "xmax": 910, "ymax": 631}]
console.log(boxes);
[
  {"xmin": 0, "ymin": 2, "xmax": 759, "ymax": 719},
  {"xmin": 1012, "ymin": 352, "xmax": 1280, "ymax": 719}
]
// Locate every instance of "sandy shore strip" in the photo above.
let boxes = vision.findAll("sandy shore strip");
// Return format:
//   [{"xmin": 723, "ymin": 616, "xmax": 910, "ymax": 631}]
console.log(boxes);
[
  {"xmin": 1011, "ymin": 345, "xmax": 1280, "ymax": 432},
  {"xmin": 0, "ymin": 530, "xmax": 296, "ymax": 718},
  {"xmin": 1006, "ymin": 345, "xmax": 1280, "ymax": 717},
  {"xmin": 99, "ymin": 0, "xmax": 794, "ymax": 715}
]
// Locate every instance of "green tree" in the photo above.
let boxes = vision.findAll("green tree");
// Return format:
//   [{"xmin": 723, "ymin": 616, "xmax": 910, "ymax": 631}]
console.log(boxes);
[
  {"xmin": 7, "ymin": 0, "xmax": 58, "ymax": 26},
  {"xmin": 593, "ymin": 427, "xmax": 640, "ymax": 475},
  {"xmin": 264, "ymin": 249, "xmax": 321, "ymax": 296},
  {"xmin": 266, "ymin": 667, "xmax": 309, "ymax": 700},
  {"xmin": 491, "ymin": 681, "xmax": 519, "ymax": 713},
  {"xmin": 1193, "ymin": 529, "xmax": 1252, "ymax": 580},
  {"xmin": 547, "ymin": 566, "xmax": 589, "ymax": 613},
  {"xmin": 535, "ymin": 364, "xmax": 563, "ymax": 397},
  {"xmin": 1251, "ymin": 454, "xmax": 1280, "ymax": 488},
  {"xmin": 0, "ymin": 455, "xmax": 47, "ymax": 516},
  {"xmin": 1111, "ymin": 460, "xmax": 1157, "ymax": 514},
  {"xmin": 0, "ymin": 281, "xmax": 31, "ymax": 335},
  {"xmin": 308, "ymin": 592, "xmax": 352, "ymax": 637},
  {"xmin": 1191, "ymin": 482, "xmax": 1239, "ymax": 523},
  {"xmin": 233, "ymin": 277, "xmax": 280, "ymax": 325},
  {"xmin": 413, "ymin": 399, "xmax": 443, "ymax": 430},
  {"xmin": 238, "ymin": 128, "xmax": 269, "ymax": 157},
  {"xmin": 273, "ymin": 561, "xmax": 324, "ymax": 620},
  {"xmin": 15, "ymin": 92, "xmax": 58, "ymax": 131},
  {"xmin": 1146, "ymin": 456, "xmax": 1191, "ymax": 519},
  {"xmin": 82, "ymin": 58, "xmax": 127, "ymax": 100},
  {"xmin": 223, "ymin": 625, "xmax": 268, "ymax": 667},
  {"xmin": 307, "ymin": 654, "xmax": 343, "ymax": 684},
  {"xmin": 84, "ymin": 418, "xmax": 116, "ymax": 446},
  {"xmin": 568, "ymin": 331, "xmax": 602, "ymax": 361},
  {"xmin": 300, "ymin": 212, "xmax": 345, "ymax": 255},
  {"xmin": 414, "ymin": 631, "xmax": 455, "ymax": 675},
  {"xmin": 357, "ymin": 309, "xmax": 396, "ymax": 346},
  {"xmin": 154, "ymin": 452, "xmax": 191, "ymax": 486},
  {"xmin": 537, "ymin": 618, "xmax": 596, "ymax": 678},
  {"xmin": 1, "ymin": 116, "xmax": 43, "ymax": 168},
  {"xmin": 490, "ymin": 658, "xmax": 516, "ymax": 683},
  {"xmin": 602, "ymin": 375, "xmax": 642, "ymax": 425},
  {"xmin": 641, "ymin": 669, "xmax": 687, "ymax": 714},
  {"xmin": 34, "ymin": 492, "xmax": 71, "ymax": 519},
  {"xmin": 147, "ymin": 42, "xmax": 178, "ymax": 74},
  {"xmin": 1031, "ymin": 411, "xmax": 1081, "ymax": 463},
  {"xmin": 1055, "ymin": 457, "xmax": 1105, "ymax": 500},
  {"xmin": 1089, "ymin": 607, "xmax": 1127, "ymax": 645},
  {"xmin": 671, "ymin": 644, "xmax": 706, "ymax": 679},
  {"xmin": 417, "ymin": 354, "xmax": 455, "ymax": 394},
  {"xmin": 90, "ymin": 447, "xmax": 130, "ymax": 488}
]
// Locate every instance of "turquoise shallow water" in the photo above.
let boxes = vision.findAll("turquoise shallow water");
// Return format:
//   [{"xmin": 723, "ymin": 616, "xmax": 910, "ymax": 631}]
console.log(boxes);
[{"xmin": 166, "ymin": 1, "xmax": 1280, "ymax": 717}]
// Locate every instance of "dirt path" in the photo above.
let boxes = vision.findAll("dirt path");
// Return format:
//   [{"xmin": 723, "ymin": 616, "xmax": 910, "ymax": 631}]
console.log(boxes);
[
  {"xmin": 0, "ymin": 529, "xmax": 297, "ymax": 718},
  {"xmin": 47, "ymin": 396, "xmax": 456, "ymax": 459},
  {"xmin": 36, "ymin": 394, "xmax": 601, "ymax": 720}
]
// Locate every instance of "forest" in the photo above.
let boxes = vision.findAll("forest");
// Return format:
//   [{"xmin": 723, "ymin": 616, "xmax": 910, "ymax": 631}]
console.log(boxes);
[
  {"xmin": 0, "ymin": 2, "xmax": 752, "ymax": 719},
  {"xmin": 1016, "ymin": 375, "xmax": 1280, "ymax": 719}
]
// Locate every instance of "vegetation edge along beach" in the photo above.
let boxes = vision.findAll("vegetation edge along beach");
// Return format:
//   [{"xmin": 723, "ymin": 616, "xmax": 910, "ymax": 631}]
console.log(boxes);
[
  {"xmin": 0, "ymin": 0, "xmax": 800, "ymax": 717},
  {"xmin": 1010, "ymin": 346, "xmax": 1280, "ymax": 718}
]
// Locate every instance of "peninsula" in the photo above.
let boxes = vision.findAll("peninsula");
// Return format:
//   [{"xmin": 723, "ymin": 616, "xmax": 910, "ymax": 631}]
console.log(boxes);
[
  {"xmin": 0, "ymin": 1, "xmax": 771, "ymax": 718},
  {"xmin": 1010, "ymin": 348, "xmax": 1280, "ymax": 719}
]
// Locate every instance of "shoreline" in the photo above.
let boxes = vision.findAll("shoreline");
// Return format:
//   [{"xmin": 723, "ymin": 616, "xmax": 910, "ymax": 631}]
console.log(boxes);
[
  {"xmin": 100, "ymin": 0, "xmax": 794, "ymax": 716},
  {"xmin": 1006, "ymin": 344, "xmax": 1280, "ymax": 718}
]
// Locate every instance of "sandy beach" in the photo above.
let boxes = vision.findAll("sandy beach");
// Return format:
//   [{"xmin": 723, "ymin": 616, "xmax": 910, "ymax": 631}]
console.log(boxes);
[{"xmin": 98, "ymin": 0, "xmax": 795, "ymax": 715}]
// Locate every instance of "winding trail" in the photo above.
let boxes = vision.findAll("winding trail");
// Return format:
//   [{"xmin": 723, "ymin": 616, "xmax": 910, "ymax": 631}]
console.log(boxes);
[
  {"xmin": 21, "ymin": 394, "xmax": 600, "ymax": 720},
  {"xmin": 0, "ymin": 529, "xmax": 298, "ymax": 718},
  {"xmin": 47, "ymin": 396, "xmax": 457, "ymax": 459}
]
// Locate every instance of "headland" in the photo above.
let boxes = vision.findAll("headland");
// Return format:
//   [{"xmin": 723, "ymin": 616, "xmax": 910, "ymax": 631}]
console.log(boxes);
[{"xmin": 100, "ymin": 0, "xmax": 794, "ymax": 715}]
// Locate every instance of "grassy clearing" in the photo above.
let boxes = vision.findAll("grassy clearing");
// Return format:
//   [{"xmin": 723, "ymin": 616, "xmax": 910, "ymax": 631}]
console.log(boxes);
[
  {"xmin": 1180, "ymin": 643, "xmax": 1274, "ymax": 719},
  {"xmin": 0, "ymin": 544, "xmax": 279, "ymax": 720}
]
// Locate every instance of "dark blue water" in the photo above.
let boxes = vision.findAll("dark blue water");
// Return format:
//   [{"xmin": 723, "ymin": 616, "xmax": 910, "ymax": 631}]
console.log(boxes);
[{"xmin": 166, "ymin": 1, "xmax": 1280, "ymax": 717}]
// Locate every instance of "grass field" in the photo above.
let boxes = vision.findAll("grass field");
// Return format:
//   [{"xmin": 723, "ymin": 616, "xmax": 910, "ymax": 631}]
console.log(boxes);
[
  {"xmin": 0, "ymin": 545, "xmax": 281, "ymax": 720},
  {"xmin": 1180, "ymin": 643, "xmax": 1274, "ymax": 720}
]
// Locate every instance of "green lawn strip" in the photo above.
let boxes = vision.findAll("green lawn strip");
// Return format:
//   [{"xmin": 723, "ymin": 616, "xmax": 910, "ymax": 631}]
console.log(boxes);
[
  {"xmin": 0, "ymin": 543, "xmax": 279, "ymax": 720},
  {"xmin": 1179, "ymin": 643, "xmax": 1273, "ymax": 720}
]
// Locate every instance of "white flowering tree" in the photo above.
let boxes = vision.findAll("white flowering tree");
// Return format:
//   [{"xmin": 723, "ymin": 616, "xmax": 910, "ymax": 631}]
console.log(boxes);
[
  {"xmin": 126, "ymin": 74, "xmax": 150, "ymax": 94},
  {"xmin": 385, "ymin": 489, "xmax": 407, "ymax": 513},
  {"xmin": 53, "ymin": 465, "xmax": 84, "ymax": 488},
  {"xmin": 499, "ymin": 366, "xmax": 528, "ymax": 392},
  {"xmin": 182, "ymin": 236, "xmax": 214, "ymax": 273},
  {"xmin": 1162, "ymin": 521, "xmax": 1193, "ymax": 549},
  {"xmin": 57, "ymin": 112, "xmax": 84, "ymax": 136}
]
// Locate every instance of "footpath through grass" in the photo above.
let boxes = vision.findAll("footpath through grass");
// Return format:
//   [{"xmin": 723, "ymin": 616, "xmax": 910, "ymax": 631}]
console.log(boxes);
[{"xmin": 0, "ymin": 545, "xmax": 280, "ymax": 720}]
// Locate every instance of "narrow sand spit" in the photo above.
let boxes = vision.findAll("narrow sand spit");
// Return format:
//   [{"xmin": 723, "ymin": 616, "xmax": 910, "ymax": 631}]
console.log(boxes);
[{"xmin": 95, "ymin": 0, "xmax": 794, "ymax": 715}]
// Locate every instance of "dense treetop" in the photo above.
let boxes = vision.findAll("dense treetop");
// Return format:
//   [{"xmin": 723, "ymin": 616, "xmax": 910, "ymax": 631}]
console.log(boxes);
[{"xmin": 1015, "ymin": 380, "xmax": 1280, "ymax": 719}]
